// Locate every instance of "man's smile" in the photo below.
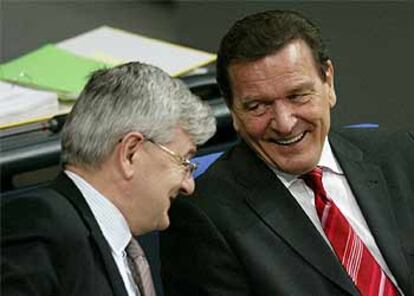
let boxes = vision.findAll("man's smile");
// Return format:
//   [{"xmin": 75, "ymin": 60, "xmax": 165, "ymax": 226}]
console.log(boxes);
[{"xmin": 271, "ymin": 131, "xmax": 307, "ymax": 146}]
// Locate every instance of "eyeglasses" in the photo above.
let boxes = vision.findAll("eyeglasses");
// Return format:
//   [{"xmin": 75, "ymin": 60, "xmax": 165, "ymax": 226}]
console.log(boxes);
[{"xmin": 148, "ymin": 140, "xmax": 198, "ymax": 177}]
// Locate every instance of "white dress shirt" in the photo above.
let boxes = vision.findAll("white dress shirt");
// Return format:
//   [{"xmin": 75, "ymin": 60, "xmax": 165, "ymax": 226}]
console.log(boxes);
[
  {"xmin": 269, "ymin": 138, "xmax": 401, "ymax": 291},
  {"xmin": 65, "ymin": 170, "xmax": 139, "ymax": 296}
]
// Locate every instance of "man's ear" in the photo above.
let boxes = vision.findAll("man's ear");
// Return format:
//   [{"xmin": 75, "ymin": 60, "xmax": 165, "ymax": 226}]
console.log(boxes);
[
  {"xmin": 231, "ymin": 111, "xmax": 240, "ymax": 132},
  {"xmin": 118, "ymin": 132, "xmax": 145, "ymax": 179},
  {"xmin": 325, "ymin": 60, "xmax": 337, "ymax": 108}
]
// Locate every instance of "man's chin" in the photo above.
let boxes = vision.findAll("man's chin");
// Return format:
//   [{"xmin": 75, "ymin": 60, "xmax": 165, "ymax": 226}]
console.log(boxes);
[
  {"xmin": 267, "ymin": 155, "xmax": 319, "ymax": 175},
  {"xmin": 156, "ymin": 216, "xmax": 170, "ymax": 231}
]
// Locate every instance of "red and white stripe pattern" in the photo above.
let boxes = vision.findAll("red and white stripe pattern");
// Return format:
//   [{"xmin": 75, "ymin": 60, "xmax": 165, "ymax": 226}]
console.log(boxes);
[{"xmin": 302, "ymin": 167, "xmax": 398, "ymax": 296}]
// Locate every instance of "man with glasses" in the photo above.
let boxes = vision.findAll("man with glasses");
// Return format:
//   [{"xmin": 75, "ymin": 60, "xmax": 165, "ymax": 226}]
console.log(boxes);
[{"xmin": 1, "ymin": 62, "xmax": 216, "ymax": 296}]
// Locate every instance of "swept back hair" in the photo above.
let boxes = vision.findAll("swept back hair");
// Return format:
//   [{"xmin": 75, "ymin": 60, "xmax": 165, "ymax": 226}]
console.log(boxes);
[
  {"xmin": 61, "ymin": 62, "xmax": 216, "ymax": 167},
  {"xmin": 216, "ymin": 9, "xmax": 330, "ymax": 107}
]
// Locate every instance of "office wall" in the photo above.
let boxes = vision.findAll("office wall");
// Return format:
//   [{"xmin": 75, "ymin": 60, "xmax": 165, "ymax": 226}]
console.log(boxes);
[{"xmin": 1, "ymin": 1, "xmax": 413, "ymax": 130}]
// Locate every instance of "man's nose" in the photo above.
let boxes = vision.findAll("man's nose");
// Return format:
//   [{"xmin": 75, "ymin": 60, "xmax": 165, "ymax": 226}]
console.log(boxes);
[
  {"xmin": 270, "ymin": 101, "xmax": 297, "ymax": 134},
  {"xmin": 180, "ymin": 175, "xmax": 195, "ymax": 195}
]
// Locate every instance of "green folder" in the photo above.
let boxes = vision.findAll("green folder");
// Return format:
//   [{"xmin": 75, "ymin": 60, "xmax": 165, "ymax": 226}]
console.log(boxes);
[{"xmin": 0, "ymin": 44, "xmax": 111, "ymax": 101}]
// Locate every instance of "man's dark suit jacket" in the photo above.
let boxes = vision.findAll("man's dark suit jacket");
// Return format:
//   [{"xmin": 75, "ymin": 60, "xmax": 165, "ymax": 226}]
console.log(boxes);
[
  {"xmin": 1, "ymin": 173, "xmax": 163, "ymax": 296},
  {"xmin": 160, "ymin": 129, "xmax": 414, "ymax": 295}
]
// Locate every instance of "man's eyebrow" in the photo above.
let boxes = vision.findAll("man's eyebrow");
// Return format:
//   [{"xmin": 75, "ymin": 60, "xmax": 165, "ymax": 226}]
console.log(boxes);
[
  {"xmin": 288, "ymin": 81, "xmax": 315, "ymax": 93},
  {"xmin": 240, "ymin": 95, "xmax": 270, "ymax": 104}
]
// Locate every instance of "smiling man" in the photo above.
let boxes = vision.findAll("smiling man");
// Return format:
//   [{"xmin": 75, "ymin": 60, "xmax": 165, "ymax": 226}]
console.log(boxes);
[
  {"xmin": 229, "ymin": 38, "xmax": 335, "ymax": 175},
  {"xmin": 1, "ymin": 62, "xmax": 216, "ymax": 296},
  {"xmin": 160, "ymin": 10, "xmax": 414, "ymax": 296}
]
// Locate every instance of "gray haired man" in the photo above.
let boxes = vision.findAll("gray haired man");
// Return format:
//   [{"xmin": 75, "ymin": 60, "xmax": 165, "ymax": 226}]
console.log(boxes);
[{"xmin": 1, "ymin": 62, "xmax": 216, "ymax": 296}]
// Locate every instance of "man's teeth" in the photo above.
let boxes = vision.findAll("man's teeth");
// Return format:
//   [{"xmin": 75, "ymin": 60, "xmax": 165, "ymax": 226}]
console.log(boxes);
[{"xmin": 275, "ymin": 132, "xmax": 305, "ymax": 145}]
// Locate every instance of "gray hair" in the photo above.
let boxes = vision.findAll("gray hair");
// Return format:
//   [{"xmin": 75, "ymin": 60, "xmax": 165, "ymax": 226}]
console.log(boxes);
[{"xmin": 61, "ymin": 62, "xmax": 216, "ymax": 167}]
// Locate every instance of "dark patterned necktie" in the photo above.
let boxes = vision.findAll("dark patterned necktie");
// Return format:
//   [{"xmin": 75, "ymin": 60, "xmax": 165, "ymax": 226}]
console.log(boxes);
[
  {"xmin": 302, "ymin": 167, "xmax": 398, "ymax": 296},
  {"xmin": 126, "ymin": 238, "xmax": 156, "ymax": 296}
]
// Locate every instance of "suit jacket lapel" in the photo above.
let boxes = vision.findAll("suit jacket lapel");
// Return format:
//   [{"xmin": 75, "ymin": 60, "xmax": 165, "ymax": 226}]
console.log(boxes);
[
  {"xmin": 232, "ymin": 141, "xmax": 359, "ymax": 295},
  {"xmin": 51, "ymin": 173, "xmax": 128, "ymax": 296},
  {"xmin": 330, "ymin": 132, "xmax": 412, "ymax": 293}
]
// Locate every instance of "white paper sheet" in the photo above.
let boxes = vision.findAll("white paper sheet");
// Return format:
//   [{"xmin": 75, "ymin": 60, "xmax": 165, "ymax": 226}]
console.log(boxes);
[
  {"xmin": 0, "ymin": 81, "xmax": 59, "ymax": 128},
  {"xmin": 57, "ymin": 26, "xmax": 216, "ymax": 77}
]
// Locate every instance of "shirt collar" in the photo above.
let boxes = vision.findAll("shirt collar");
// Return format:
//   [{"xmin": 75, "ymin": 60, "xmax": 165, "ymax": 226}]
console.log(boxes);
[
  {"xmin": 319, "ymin": 137, "xmax": 344, "ymax": 175},
  {"xmin": 270, "ymin": 137, "xmax": 344, "ymax": 188},
  {"xmin": 65, "ymin": 170, "xmax": 131, "ymax": 254}
]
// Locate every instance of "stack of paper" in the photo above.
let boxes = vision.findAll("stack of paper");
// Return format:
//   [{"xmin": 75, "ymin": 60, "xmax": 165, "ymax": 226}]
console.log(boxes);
[
  {"xmin": 57, "ymin": 26, "xmax": 216, "ymax": 77},
  {"xmin": 0, "ymin": 81, "xmax": 59, "ymax": 128},
  {"xmin": 0, "ymin": 26, "xmax": 216, "ymax": 129}
]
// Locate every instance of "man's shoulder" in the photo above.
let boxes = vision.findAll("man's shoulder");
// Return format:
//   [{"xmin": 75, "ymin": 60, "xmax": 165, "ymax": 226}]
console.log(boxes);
[
  {"xmin": 1, "ymin": 172, "xmax": 76, "ymax": 203},
  {"xmin": 182, "ymin": 142, "xmax": 267, "ymax": 227},
  {"xmin": 195, "ymin": 142, "xmax": 254, "ymax": 196},
  {"xmin": 1, "ymin": 184, "xmax": 67, "ymax": 213},
  {"xmin": 332, "ymin": 128, "xmax": 413, "ymax": 157},
  {"xmin": 1, "ymin": 180, "xmax": 89, "ymax": 243}
]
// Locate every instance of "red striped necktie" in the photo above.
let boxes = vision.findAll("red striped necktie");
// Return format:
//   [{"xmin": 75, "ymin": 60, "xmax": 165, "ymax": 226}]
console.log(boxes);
[{"xmin": 301, "ymin": 167, "xmax": 399, "ymax": 296}]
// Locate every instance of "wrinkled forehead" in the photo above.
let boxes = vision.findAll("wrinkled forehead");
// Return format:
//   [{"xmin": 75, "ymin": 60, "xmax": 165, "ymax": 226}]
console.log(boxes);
[{"xmin": 228, "ymin": 40, "xmax": 322, "ymax": 99}]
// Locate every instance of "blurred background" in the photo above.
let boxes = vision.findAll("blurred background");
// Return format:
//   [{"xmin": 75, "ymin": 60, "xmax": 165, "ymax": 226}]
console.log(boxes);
[{"xmin": 1, "ymin": 0, "xmax": 413, "ymax": 129}]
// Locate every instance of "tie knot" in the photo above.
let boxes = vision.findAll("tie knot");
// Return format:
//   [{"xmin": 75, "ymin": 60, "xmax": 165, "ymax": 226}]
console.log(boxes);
[
  {"xmin": 127, "ymin": 238, "xmax": 145, "ymax": 259},
  {"xmin": 301, "ymin": 167, "xmax": 324, "ymax": 194}
]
